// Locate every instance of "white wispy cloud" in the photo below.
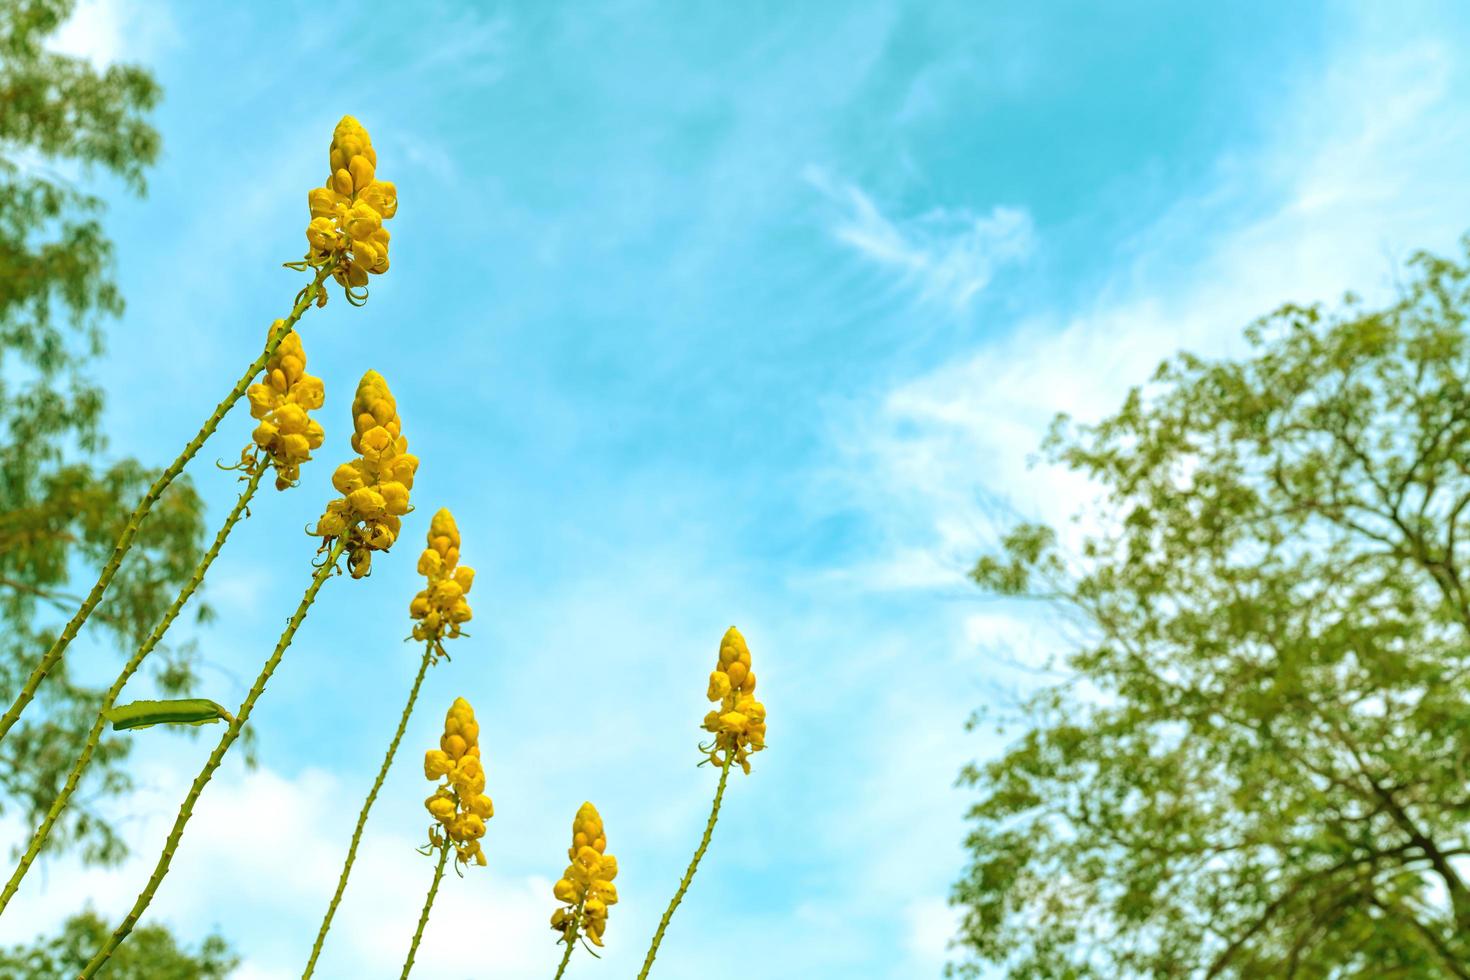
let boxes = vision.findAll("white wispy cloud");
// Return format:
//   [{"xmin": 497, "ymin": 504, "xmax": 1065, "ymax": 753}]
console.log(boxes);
[
  {"xmin": 804, "ymin": 165, "xmax": 1034, "ymax": 310},
  {"xmin": 833, "ymin": 26, "xmax": 1470, "ymax": 595}
]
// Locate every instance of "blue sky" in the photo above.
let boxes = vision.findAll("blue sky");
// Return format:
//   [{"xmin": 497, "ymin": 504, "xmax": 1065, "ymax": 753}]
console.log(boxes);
[{"xmin": 6, "ymin": 1, "xmax": 1470, "ymax": 977}]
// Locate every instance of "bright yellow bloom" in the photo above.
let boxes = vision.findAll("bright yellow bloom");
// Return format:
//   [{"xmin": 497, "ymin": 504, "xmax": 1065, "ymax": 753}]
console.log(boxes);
[
  {"xmin": 409, "ymin": 509, "xmax": 474, "ymax": 646},
  {"xmin": 700, "ymin": 626, "xmax": 767, "ymax": 774},
  {"xmin": 550, "ymin": 802, "xmax": 619, "ymax": 947},
  {"xmin": 303, "ymin": 115, "xmax": 397, "ymax": 299},
  {"xmin": 422, "ymin": 697, "xmax": 493, "ymax": 869},
  {"xmin": 239, "ymin": 322, "xmax": 326, "ymax": 489},
  {"xmin": 311, "ymin": 370, "xmax": 419, "ymax": 578}
]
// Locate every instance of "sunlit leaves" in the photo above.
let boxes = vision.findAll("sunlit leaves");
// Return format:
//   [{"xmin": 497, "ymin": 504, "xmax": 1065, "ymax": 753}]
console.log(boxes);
[
  {"xmin": 951, "ymin": 238, "xmax": 1470, "ymax": 977},
  {"xmin": 0, "ymin": 0, "xmax": 209, "ymax": 864}
]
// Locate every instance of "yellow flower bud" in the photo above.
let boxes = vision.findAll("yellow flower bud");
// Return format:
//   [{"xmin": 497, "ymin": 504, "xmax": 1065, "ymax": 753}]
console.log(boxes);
[
  {"xmin": 346, "ymin": 486, "xmax": 387, "ymax": 519},
  {"xmin": 725, "ymin": 660, "xmax": 748, "ymax": 689},
  {"xmin": 348, "ymin": 154, "xmax": 375, "ymax": 193},
  {"xmin": 359, "ymin": 180, "xmax": 397, "ymax": 219},
  {"xmin": 707, "ymin": 671, "xmax": 731, "ymax": 701},
  {"xmin": 424, "ymin": 749, "xmax": 452, "ymax": 779},
  {"xmin": 380, "ymin": 481, "xmax": 410, "ymax": 515}
]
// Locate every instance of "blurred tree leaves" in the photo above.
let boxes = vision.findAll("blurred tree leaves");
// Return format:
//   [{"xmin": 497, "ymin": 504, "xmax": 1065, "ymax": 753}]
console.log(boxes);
[
  {"xmin": 0, "ymin": 909, "xmax": 236, "ymax": 979},
  {"xmin": 952, "ymin": 241, "xmax": 1470, "ymax": 977},
  {"xmin": 0, "ymin": 0, "xmax": 210, "ymax": 866}
]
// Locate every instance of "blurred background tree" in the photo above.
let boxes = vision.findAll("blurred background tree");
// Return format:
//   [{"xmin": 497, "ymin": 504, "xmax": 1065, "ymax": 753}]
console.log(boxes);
[
  {"xmin": 952, "ymin": 242, "xmax": 1470, "ymax": 977},
  {"xmin": 0, "ymin": 909, "xmax": 236, "ymax": 979},
  {"xmin": 0, "ymin": 0, "xmax": 212, "ymax": 869}
]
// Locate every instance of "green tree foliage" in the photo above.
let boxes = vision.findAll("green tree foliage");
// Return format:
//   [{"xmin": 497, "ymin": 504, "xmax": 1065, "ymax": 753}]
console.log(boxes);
[
  {"xmin": 952, "ymin": 241, "xmax": 1470, "ymax": 978},
  {"xmin": 0, "ymin": 0, "xmax": 209, "ymax": 864},
  {"xmin": 0, "ymin": 909, "xmax": 236, "ymax": 979}
]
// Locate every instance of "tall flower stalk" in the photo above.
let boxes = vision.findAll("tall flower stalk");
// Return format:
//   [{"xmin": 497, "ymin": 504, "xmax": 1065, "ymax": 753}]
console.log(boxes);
[
  {"xmin": 0, "ymin": 324, "xmax": 329, "ymax": 915},
  {"xmin": 304, "ymin": 509, "xmax": 476, "ymax": 978},
  {"xmin": 80, "ymin": 370, "xmax": 417, "ymax": 975},
  {"xmin": 400, "ymin": 696, "xmax": 495, "ymax": 977},
  {"xmin": 401, "ymin": 838, "xmax": 451, "ymax": 980},
  {"xmin": 636, "ymin": 627, "xmax": 767, "ymax": 979},
  {"xmin": 549, "ymin": 802, "xmax": 620, "ymax": 979},
  {"xmin": 0, "ymin": 272, "xmax": 327, "ymax": 745}
]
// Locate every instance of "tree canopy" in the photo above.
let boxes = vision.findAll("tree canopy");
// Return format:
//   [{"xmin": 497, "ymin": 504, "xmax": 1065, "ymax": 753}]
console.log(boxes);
[
  {"xmin": 0, "ymin": 0, "xmax": 209, "ymax": 864},
  {"xmin": 0, "ymin": 909, "xmax": 236, "ymax": 979},
  {"xmin": 952, "ymin": 240, "xmax": 1470, "ymax": 977}
]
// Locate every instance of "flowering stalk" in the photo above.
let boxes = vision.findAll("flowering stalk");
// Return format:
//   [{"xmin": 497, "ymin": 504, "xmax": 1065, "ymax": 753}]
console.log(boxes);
[
  {"xmin": 305, "ymin": 509, "xmax": 474, "ymax": 976},
  {"xmin": 0, "ymin": 270, "xmax": 329, "ymax": 746},
  {"xmin": 400, "ymin": 838, "xmax": 450, "ymax": 980},
  {"xmin": 635, "ymin": 754, "xmax": 732, "ymax": 980},
  {"xmin": 397, "ymin": 697, "xmax": 493, "ymax": 976},
  {"xmin": 302, "ymin": 642, "xmax": 434, "ymax": 978},
  {"xmin": 3, "ymin": 317, "xmax": 327, "ymax": 914},
  {"xmin": 79, "ymin": 537, "xmax": 348, "ymax": 978},
  {"xmin": 636, "ymin": 626, "xmax": 767, "ymax": 979},
  {"xmin": 0, "ymin": 465, "xmax": 267, "ymax": 915},
  {"xmin": 82, "ymin": 363, "xmax": 413, "ymax": 973}
]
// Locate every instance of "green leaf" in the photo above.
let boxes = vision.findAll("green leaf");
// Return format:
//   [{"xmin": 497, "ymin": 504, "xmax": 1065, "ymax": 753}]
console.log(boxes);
[{"xmin": 104, "ymin": 699, "xmax": 234, "ymax": 732}]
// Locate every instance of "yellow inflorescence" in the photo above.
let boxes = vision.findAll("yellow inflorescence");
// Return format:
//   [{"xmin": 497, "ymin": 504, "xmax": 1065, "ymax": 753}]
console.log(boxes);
[
  {"xmin": 241, "ymin": 321, "xmax": 325, "ymax": 490},
  {"xmin": 701, "ymin": 626, "xmax": 767, "ymax": 774},
  {"xmin": 409, "ymin": 509, "xmax": 474, "ymax": 645},
  {"xmin": 550, "ymin": 802, "xmax": 619, "ymax": 947},
  {"xmin": 422, "ymin": 697, "xmax": 493, "ymax": 868},
  {"xmin": 311, "ymin": 370, "xmax": 419, "ymax": 578},
  {"xmin": 305, "ymin": 115, "xmax": 397, "ymax": 295}
]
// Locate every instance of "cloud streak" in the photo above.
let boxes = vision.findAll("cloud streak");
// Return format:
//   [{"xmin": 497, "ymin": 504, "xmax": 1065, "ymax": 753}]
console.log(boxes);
[{"xmin": 805, "ymin": 165, "xmax": 1034, "ymax": 310}]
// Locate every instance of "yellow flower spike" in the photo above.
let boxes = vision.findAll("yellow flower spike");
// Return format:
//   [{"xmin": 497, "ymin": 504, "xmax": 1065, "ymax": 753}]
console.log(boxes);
[
  {"xmin": 550, "ymin": 801, "xmax": 619, "ymax": 977},
  {"xmin": 302, "ymin": 114, "xmax": 396, "ymax": 305},
  {"xmin": 419, "ymin": 697, "xmax": 493, "ymax": 870},
  {"xmin": 237, "ymin": 322, "xmax": 327, "ymax": 491},
  {"xmin": 409, "ymin": 508, "xmax": 476, "ymax": 647},
  {"xmin": 310, "ymin": 371, "xmax": 418, "ymax": 579},
  {"xmin": 700, "ymin": 626, "xmax": 767, "ymax": 775},
  {"xmin": 636, "ymin": 627, "xmax": 769, "ymax": 980}
]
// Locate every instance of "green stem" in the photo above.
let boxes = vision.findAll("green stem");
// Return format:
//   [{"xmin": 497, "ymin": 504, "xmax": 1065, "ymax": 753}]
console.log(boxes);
[
  {"xmin": 79, "ymin": 537, "xmax": 347, "ymax": 979},
  {"xmin": 0, "ymin": 466, "xmax": 267, "ymax": 917},
  {"xmin": 551, "ymin": 900, "xmax": 584, "ymax": 980},
  {"xmin": 635, "ymin": 754, "xmax": 735, "ymax": 980},
  {"xmin": 304, "ymin": 640, "xmax": 437, "ymax": 978},
  {"xmin": 0, "ymin": 270, "xmax": 328, "ymax": 746},
  {"xmin": 400, "ymin": 840, "xmax": 451, "ymax": 979}
]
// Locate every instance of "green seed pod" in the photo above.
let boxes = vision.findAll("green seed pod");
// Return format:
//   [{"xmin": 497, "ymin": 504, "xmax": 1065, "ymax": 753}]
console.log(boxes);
[{"xmin": 104, "ymin": 699, "xmax": 235, "ymax": 732}]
